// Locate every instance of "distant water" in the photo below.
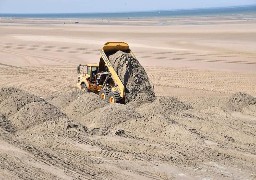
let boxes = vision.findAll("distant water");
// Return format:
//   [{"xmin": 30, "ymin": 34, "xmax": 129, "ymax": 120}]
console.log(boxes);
[{"xmin": 0, "ymin": 5, "xmax": 255, "ymax": 19}]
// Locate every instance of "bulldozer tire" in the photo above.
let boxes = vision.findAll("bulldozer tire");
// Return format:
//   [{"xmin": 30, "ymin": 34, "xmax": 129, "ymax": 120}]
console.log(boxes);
[
  {"xmin": 108, "ymin": 92, "xmax": 121, "ymax": 104},
  {"xmin": 99, "ymin": 89, "xmax": 109, "ymax": 101}
]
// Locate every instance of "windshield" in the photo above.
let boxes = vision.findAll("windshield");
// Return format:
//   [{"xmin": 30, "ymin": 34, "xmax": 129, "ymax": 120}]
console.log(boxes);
[
  {"xmin": 87, "ymin": 66, "xmax": 91, "ymax": 76},
  {"xmin": 92, "ymin": 67, "xmax": 97, "ymax": 72},
  {"xmin": 87, "ymin": 66, "xmax": 98, "ymax": 76}
]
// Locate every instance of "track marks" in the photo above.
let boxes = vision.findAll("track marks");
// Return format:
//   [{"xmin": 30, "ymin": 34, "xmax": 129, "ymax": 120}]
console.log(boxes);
[
  {"xmin": 0, "ymin": 43, "xmax": 96, "ymax": 55},
  {"xmin": 1, "ymin": 43, "xmax": 255, "ymax": 65},
  {"xmin": 140, "ymin": 55, "xmax": 151, "ymax": 58},
  {"xmin": 171, "ymin": 57, "xmax": 185, "ymax": 61},
  {"xmin": 156, "ymin": 56, "xmax": 168, "ymax": 60}
]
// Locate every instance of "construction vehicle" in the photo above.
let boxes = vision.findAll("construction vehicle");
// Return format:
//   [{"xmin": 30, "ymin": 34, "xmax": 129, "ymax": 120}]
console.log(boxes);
[{"xmin": 77, "ymin": 42, "xmax": 133, "ymax": 104}]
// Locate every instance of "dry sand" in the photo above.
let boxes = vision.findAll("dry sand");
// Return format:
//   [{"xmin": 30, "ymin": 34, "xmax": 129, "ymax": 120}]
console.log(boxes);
[
  {"xmin": 109, "ymin": 51, "xmax": 155, "ymax": 103},
  {"xmin": 0, "ymin": 16, "xmax": 256, "ymax": 179}
]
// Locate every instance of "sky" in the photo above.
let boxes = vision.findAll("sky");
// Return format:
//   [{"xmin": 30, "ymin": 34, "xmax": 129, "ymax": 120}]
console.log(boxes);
[{"xmin": 0, "ymin": 0, "xmax": 256, "ymax": 14}]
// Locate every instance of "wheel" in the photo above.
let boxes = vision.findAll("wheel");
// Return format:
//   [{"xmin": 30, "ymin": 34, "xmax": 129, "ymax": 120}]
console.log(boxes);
[
  {"xmin": 99, "ymin": 89, "xmax": 109, "ymax": 101},
  {"xmin": 81, "ymin": 83, "xmax": 89, "ymax": 92},
  {"xmin": 108, "ymin": 92, "xmax": 121, "ymax": 104}
]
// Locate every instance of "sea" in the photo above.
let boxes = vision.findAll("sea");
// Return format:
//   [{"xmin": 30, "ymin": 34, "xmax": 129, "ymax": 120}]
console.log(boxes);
[{"xmin": 0, "ymin": 5, "xmax": 255, "ymax": 19}]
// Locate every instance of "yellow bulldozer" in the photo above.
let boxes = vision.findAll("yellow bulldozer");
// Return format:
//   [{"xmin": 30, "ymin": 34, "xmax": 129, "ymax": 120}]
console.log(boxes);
[{"xmin": 77, "ymin": 42, "xmax": 133, "ymax": 104}]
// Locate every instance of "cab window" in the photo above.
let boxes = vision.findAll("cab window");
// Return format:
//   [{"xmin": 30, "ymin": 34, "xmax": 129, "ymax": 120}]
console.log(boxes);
[
  {"xmin": 92, "ymin": 66, "xmax": 98, "ymax": 72},
  {"xmin": 91, "ymin": 66, "xmax": 98, "ymax": 76},
  {"xmin": 87, "ymin": 66, "xmax": 91, "ymax": 76}
]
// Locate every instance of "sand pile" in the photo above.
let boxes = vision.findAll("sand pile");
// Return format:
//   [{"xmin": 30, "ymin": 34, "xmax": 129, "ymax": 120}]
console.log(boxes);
[
  {"xmin": 0, "ymin": 88, "xmax": 104, "ymax": 179},
  {"xmin": 0, "ymin": 87, "xmax": 87, "ymax": 144},
  {"xmin": 16, "ymin": 117, "xmax": 87, "ymax": 147},
  {"xmin": 9, "ymin": 101, "xmax": 66, "ymax": 131},
  {"xmin": 64, "ymin": 92, "xmax": 107, "ymax": 123},
  {"xmin": 109, "ymin": 51, "xmax": 155, "ymax": 103},
  {"xmin": 0, "ymin": 114, "xmax": 15, "ymax": 133},
  {"xmin": 83, "ymin": 104, "xmax": 141, "ymax": 135},
  {"xmin": 227, "ymin": 92, "xmax": 256, "ymax": 111},
  {"xmin": 113, "ymin": 114, "xmax": 211, "ymax": 162},
  {"xmin": 1, "ymin": 86, "xmax": 255, "ymax": 179},
  {"xmin": 137, "ymin": 96, "xmax": 192, "ymax": 118},
  {"xmin": 0, "ymin": 87, "xmax": 43, "ymax": 117},
  {"xmin": 0, "ymin": 86, "xmax": 191, "ymax": 139},
  {"xmin": 0, "ymin": 87, "xmax": 23, "ymax": 103},
  {"xmin": 48, "ymin": 88, "xmax": 81, "ymax": 109}
]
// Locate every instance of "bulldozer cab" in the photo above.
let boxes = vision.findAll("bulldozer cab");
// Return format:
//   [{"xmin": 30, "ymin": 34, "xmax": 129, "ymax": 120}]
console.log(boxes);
[
  {"xmin": 78, "ymin": 64, "xmax": 99, "ymax": 82},
  {"xmin": 86, "ymin": 64, "xmax": 98, "ymax": 82}
]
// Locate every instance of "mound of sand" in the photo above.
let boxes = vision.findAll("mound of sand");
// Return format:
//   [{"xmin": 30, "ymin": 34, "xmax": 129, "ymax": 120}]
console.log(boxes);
[
  {"xmin": 64, "ymin": 92, "xmax": 107, "ymax": 123},
  {"xmin": 137, "ymin": 96, "xmax": 192, "ymax": 118},
  {"xmin": 0, "ymin": 87, "xmax": 87, "ymax": 137},
  {"xmin": 114, "ymin": 114, "xmax": 207, "ymax": 158},
  {"xmin": 0, "ymin": 114, "xmax": 15, "ymax": 133},
  {"xmin": 83, "ymin": 104, "xmax": 141, "ymax": 135},
  {"xmin": 227, "ymin": 92, "xmax": 256, "ymax": 111},
  {"xmin": 16, "ymin": 116, "xmax": 87, "ymax": 147},
  {"xmin": 9, "ymin": 101, "xmax": 66, "ymax": 131},
  {"xmin": 0, "ymin": 87, "xmax": 88, "ymax": 149},
  {"xmin": 0, "ymin": 87, "xmax": 43, "ymax": 117},
  {"xmin": 0, "ymin": 87, "xmax": 23, "ymax": 103},
  {"xmin": 1, "ymin": 86, "xmax": 255, "ymax": 179},
  {"xmin": 109, "ymin": 51, "xmax": 155, "ymax": 103},
  {"xmin": 48, "ymin": 88, "xmax": 81, "ymax": 109}
]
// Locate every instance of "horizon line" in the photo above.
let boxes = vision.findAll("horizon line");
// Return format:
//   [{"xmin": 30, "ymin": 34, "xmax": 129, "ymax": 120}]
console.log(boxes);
[{"xmin": 0, "ymin": 4, "xmax": 255, "ymax": 15}]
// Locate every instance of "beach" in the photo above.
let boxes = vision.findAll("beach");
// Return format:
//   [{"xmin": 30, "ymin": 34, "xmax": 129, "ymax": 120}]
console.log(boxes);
[{"xmin": 0, "ymin": 15, "xmax": 256, "ymax": 179}]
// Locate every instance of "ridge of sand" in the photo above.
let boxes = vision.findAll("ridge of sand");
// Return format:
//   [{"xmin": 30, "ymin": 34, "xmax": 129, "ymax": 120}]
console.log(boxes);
[{"xmin": 0, "ymin": 87, "xmax": 255, "ymax": 179}]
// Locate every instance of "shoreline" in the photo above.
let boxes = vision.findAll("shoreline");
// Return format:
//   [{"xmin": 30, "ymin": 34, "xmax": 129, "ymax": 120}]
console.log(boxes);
[
  {"xmin": 1, "ymin": 17, "xmax": 256, "ymax": 27},
  {"xmin": 1, "ymin": 5, "xmax": 255, "ymax": 18}
]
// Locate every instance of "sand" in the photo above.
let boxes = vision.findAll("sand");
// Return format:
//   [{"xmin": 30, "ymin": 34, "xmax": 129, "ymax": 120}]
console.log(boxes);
[
  {"xmin": 109, "ymin": 51, "xmax": 155, "ymax": 103},
  {"xmin": 0, "ymin": 16, "xmax": 256, "ymax": 179}
]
